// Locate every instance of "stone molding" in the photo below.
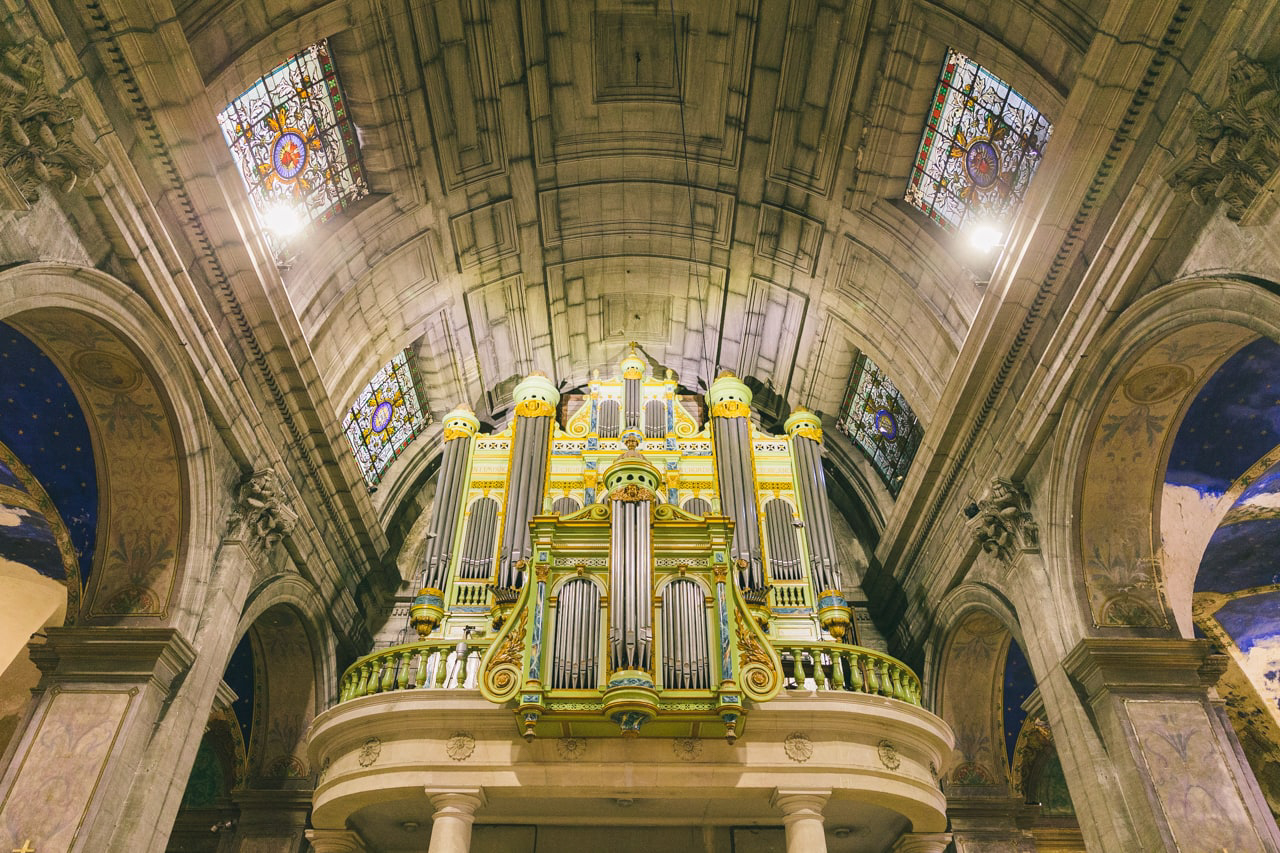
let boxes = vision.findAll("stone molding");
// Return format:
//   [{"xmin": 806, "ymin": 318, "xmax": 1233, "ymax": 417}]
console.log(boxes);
[
  {"xmin": 1062, "ymin": 637, "xmax": 1225, "ymax": 706},
  {"xmin": 964, "ymin": 478, "xmax": 1038, "ymax": 564},
  {"xmin": 1170, "ymin": 53, "xmax": 1280, "ymax": 223},
  {"xmin": 891, "ymin": 832, "xmax": 953, "ymax": 853},
  {"xmin": 226, "ymin": 469, "xmax": 298, "ymax": 553},
  {"xmin": 305, "ymin": 829, "xmax": 367, "ymax": 852},
  {"xmin": 0, "ymin": 30, "xmax": 103, "ymax": 209},
  {"xmin": 30, "ymin": 626, "xmax": 195, "ymax": 692}
]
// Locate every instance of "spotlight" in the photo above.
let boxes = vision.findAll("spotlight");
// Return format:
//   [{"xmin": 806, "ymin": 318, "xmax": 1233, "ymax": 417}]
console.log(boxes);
[
  {"xmin": 263, "ymin": 202, "xmax": 305, "ymax": 239},
  {"xmin": 968, "ymin": 221, "xmax": 1004, "ymax": 253}
]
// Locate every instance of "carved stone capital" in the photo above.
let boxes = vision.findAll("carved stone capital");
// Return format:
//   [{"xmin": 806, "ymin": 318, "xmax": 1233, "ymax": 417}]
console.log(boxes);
[
  {"xmin": 965, "ymin": 477, "xmax": 1038, "ymax": 564},
  {"xmin": 226, "ymin": 469, "xmax": 298, "ymax": 552},
  {"xmin": 0, "ymin": 33, "xmax": 104, "ymax": 209},
  {"xmin": 1170, "ymin": 53, "xmax": 1280, "ymax": 223}
]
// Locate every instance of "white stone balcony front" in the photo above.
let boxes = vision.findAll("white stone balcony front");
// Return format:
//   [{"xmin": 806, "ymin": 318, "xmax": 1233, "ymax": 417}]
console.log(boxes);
[{"xmin": 308, "ymin": 640, "xmax": 953, "ymax": 853}]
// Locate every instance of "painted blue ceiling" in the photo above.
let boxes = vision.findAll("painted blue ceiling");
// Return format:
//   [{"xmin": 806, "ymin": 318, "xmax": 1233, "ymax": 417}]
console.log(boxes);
[
  {"xmin": 0, "ymin": 457, "xmax": 64, "ymax": 579},
  {"xmin": 1195, "ymin": 519, "xmax": 1280, "ymax": 594},
  {"xmin": 223, "ymin": 632, "xmax": 255, "ymax": 748},
  {"xmin": 0, "ymin": 321, "xmax": 96, "ymax": 585},
  {"xmin": 1215, "ymin": 592, "xmax": 1280, "ymax": 653},
  {"xmin": 1167, "ymin": 336, "xmax": 1280, "ymax": 496},
  {"xmin": 1003, "ymin": 638, "xmax": 1034, "ymax": 764}
]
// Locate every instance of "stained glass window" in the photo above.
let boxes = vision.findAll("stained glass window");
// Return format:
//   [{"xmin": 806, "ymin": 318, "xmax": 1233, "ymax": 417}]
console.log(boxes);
[
  {"xmin": 217, "ymin": 40, "xmax": 367, "ymax": 252},
  {"xmin": 906, "ymin": 50, "xmax": 1052, "ymax": 233},
  {"xmin": 343, "ymin": 351, "xmax": 430, "ymax": 487},
  {"xmin": 836, "ymin": 353, "xmax": 922, "ymax": 496}
]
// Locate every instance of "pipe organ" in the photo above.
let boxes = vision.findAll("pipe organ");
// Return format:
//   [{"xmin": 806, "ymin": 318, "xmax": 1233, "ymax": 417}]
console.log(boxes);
[{"xmin": 411, "ymin": 348, "xmax": 855, "ymax": 738}]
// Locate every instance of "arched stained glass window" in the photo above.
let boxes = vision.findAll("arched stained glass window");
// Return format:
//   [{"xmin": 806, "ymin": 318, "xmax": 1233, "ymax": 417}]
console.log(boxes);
[
  {"xmin": 217, "ymin": 40, "xmax": 367, "ymax": 253},
  {"xmin": 836, "ymin": 353, "xmax": 922, "ymax": 496},
  {"xmin": 342, "ymin": 351, "xmax": 430, "ymax": 487},
  {"xmin": 905, "ymin": 50, "xmax": 1052, "ymax": 233}
]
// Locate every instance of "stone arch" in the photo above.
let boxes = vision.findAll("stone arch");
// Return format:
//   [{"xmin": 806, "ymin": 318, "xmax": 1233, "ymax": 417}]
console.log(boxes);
[
  {"xmin": 929, "ymin": 593, "xmax": 1025, "ymax": 793},
  {"xmin": 0, "ymin": 262, "xmax": 218, "ymax": 634},
  {"xmin": 1050, "ymin": 276, "xmax": 1280, "ymax": 635},
  {"xmin": 234, "ymin": 574, "xmax": 334, "ymax": 784}
]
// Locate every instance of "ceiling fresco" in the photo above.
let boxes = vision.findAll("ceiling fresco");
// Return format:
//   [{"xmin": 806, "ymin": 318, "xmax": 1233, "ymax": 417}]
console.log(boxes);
[{"xmin": 0, "ymin": 321, "xmax": 96, "ymax": 586}]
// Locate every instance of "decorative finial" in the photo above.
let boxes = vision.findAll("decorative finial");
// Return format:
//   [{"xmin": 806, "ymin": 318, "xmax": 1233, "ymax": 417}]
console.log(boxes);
[{"xmin": 624, "ymin": 434, "xmax": 639, "ymax": 450}]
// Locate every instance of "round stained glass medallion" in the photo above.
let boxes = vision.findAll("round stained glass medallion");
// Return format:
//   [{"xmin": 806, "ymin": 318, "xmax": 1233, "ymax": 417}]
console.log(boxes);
[
  {"xmin": 272, "ymin": 130, "xmax": 308, "ymax": 181},
  {"xmin": 965, "ymin": 139, "xmax": 1000, "ymax": 189},
  {"xmin": 371, "ymin": 401, "xmax": 394, "ymax": 433},
  {"xmin": 874, "ymin": 409, "xmax": 898, "ymax": 440}
]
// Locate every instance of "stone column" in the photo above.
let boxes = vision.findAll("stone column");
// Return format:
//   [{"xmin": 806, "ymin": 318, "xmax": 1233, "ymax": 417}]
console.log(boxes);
[
  {"xmin": 426, "ymin": 789, "xmax": 485, "ymax": 853},
  {"xmin": 970, "ymin": 477, "xmax": 1280, "ymax": 853},
  {"xmin": 891, "ymin": 833, "xmax": 952, "ymax": 853},
  {"xmin": 772, "ymin": 789, "xmax": 829, "ymax": 853},
  {"xmin": 230, "ymin": 790, "xmax": 312, "ymax": 852},
  {"xmin": 304, "ymin": 829, "xmax": 366, "ymax": 852}
]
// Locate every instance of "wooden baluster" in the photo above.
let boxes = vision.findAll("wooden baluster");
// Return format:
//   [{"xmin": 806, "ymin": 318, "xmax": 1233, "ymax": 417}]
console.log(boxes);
[
  {"xmin": 790, "ymin": 647, "xmax": 804, "ymax": 687},
  {"xmin": 830, "ymin": 649, "xmax": 846, "ymax": 690},
  {"xmin": 366, "ymin": 659, "xmax": 383, "ymax": 694},
  {"xmin": 848, "ymin": 653, "xmax": 863, "ymax": 692},
  {"xmin": 380, "ymin": 656, "xmax": 397, "ymax": 692},
  {"xmin": 812, "ymin": 648, "xmax": 827, "ymax": 690},
  {"xmin": 396, "ymin": 650, "xmax": 411, "ymax": 690},
  {"xmin": 355, "ymin": 663, "xmax": 372, "ymax": 698},
  {"xmin": 415, "ymin": 649, "xmax": 429, "ymax": 688},
  {"xmin": 877, "ymin": 659, "xmax": 891, "ymax": 696},
  {"xmin": 890, "ymin": 664, "xmax": 905, "ymax": 700},
  {"xmin": 863, "ymin": 655, "xmax": 880, "ymax": 694},
  {"xmin": 435, "ymin": 649, "xmax": 449, "ymax": 688}
]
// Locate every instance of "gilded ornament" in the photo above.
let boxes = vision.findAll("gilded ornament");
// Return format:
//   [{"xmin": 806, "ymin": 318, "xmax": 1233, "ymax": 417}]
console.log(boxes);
[
  {"xmin": 612, "ymin": 483, "xmax": 655, "ymax": 503},
  {"xmin": 622, "ymin": 367, "xmax": 644, "ymax": 379},
  {"xmin": 791, "ymin": 426, "xmax": 823, "ymax": 443},
  {"xmin": 489, "ymin": 609, "xmax": 528, "ymax": 669},
  {"xmin": 515, "ymin": 399, "xmax": 555, "ymax": 417},
  {"xmin": 710, "ymin": 400, "xmax": 750, "ymax": 419},
  {"xmin": 735, "ymin": 613, "xmax": 771, "ymax": 669},
  {"xmin": 443, "ymin": 427, "xmax": 471, "ymax": 441},
  {"xmin": 535, "ymin": 564, "xmax": 550, "ymax": 581}
]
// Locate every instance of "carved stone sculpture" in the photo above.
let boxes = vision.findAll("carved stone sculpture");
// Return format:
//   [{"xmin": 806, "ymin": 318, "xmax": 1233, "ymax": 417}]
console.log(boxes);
[
  {"xmin": 1170, "ymin": 54, "xmax": 1280, "ymax": 222},
  {"xmin": 227, "ymin": 469, "xmax": 298, "ymax": 551},
  {"xmin": 0, "ymin": 34, "xmax": 103, "ymax": 208},
  {"xmin": 966, "ymin": 477, "xmax": 1038, "ymax": 564}
]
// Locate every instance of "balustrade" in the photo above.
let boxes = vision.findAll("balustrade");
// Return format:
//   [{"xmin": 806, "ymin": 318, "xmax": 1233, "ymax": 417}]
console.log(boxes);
[
  {"xmin": 339, "ymin": 637, "xmax": 492, "ymax": 702},
  {"xmin": 775, "ymin": 641, "xmax": 921, "ymax": 706}
]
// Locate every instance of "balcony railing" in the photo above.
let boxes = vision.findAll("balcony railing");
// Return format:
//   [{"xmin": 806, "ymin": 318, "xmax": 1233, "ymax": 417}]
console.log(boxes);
[
  {"xmin": 338, "ymin": 636, "xmax": 493, "ymax": 702},
  {"xmin": 777, "ymin": 641, "xmax": 922, "ymax": 706}
]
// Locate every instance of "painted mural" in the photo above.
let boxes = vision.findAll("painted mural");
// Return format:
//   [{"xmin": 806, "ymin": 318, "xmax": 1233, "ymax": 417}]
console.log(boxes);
[
  {"xmin": 5, "ymin": 312, "xmax": 183, "ymax": 619},
  {"xmin": 1080, "ymin": 323, "xmax": 1256, "ymax": 627},
  {"xmin": 939, "ymin": 611, "xmax": 1010, "ymax": 789},
  {"xmin": 0, "ymin": 444, "xmax": 79, "ymax": 607},
  {"xmin": 0, "ymin": 322, "xmax": 96, "ymax": 587}
]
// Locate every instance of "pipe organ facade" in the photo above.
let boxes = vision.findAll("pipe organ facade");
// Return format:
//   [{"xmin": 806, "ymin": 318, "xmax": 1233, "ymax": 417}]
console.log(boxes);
[{"xmin": 405, "ymin": 350, "xmax": 871, "ymax": 738}]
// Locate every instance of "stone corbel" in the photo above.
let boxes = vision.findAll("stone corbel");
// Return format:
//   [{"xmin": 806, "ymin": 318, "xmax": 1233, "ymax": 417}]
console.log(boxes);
[
  {"xmin": 1170, "ymin": 52, "xmax": 1280, "ymax": 223},
  {"xmin": 225, "ymin": 469, "xmax": 298, "ymax": 553},
  {"xmin": 964, "ymin": 477, "xmax": 1039, "ymax": 565},
  {"xmin": 0, "ymin": 32, "xmax": 104, "ymax": 209}
]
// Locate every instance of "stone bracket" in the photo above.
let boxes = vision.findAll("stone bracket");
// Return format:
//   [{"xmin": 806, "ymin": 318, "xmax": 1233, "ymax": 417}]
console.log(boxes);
[
  {"xmin": 964, "ymin": 477, "xmax": 1039, "ymax": 565},
  {"xmin": 1062, "ymin": 637, "xmax": 1221, "ymax": 707},
  {"xmin": 30, "ymin": 626, "xmax": 196, "ymax": 693}
]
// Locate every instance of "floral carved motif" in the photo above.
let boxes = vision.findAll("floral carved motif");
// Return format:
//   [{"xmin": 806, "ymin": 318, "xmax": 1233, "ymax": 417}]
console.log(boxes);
[
  {"xmin": 783, "ymin": 732, "xmax": 813, "ymax": 763},
  {"xmin": 0, "ymin": 33, "xmax": 103, "ymax": 208},
  {"xmin": 445, "ymin": 732, "xmax": 475, "ymax": 761},
  {"xmin": 1171, "ymin": 54, "xmax": 1280, "ymax": 222}
]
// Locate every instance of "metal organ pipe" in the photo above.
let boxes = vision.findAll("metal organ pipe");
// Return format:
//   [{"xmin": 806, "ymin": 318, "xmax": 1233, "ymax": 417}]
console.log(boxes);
[{"xmin": 422, "ymin": 431, "xmax": 471, "ymax": 591}]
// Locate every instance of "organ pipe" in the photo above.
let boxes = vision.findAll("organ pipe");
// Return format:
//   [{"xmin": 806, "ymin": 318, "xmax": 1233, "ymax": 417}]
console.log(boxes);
[
  {"xmin": 421, "ymin": 407, "xmax": 478, "ymax": 590},
  {"xmin": 497, "ymin": 376, "xmax": 558, "ymax": 588}
]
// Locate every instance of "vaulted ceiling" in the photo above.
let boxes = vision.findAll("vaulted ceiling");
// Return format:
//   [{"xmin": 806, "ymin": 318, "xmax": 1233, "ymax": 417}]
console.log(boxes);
[{"xmin": 172, "ymin": 0, "xmax": 1099, "ymax": 455}]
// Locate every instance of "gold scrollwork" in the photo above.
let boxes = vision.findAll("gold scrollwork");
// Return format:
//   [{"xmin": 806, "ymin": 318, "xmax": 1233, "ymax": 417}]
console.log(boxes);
[
  {"xmin": 736, "ymin": 613, "xmax": 771, "ymax": 669},
  {"xmin": 612, "ymin": 483, "xmax": 655, "ymax": 503},
  {"xmin": 489, "ymin": 609, "xmax": 528, "ymax": 669},
  {"xmin": 515, "ymin": 399, "xmax": 556, "ymax": 417},
  {"xmin": 535, "ymin": 564, "xmax": 550, "ymax": 581},
  {"xmin": 622, "ymin": 367, "xmax": 644, "ymax": 380},
  {"xmin": 711, "ymin": 400, "xmax": 750, "ymax": 419},
  {"xmin": 443, "ymin": 427, "xmax": 472, "ymax": 441},
  {"xmin": 791, "ymin": 426, "xmax": 823, "ymax": 443}
]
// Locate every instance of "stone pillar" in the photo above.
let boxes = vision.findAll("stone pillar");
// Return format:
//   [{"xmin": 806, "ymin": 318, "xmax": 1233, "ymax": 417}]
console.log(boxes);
[
  {"xmin": 772, "ymin": 789, "xmax": 829, "ymax": 853},
  {"xmin": 891, "ymin": 833, "xmax": 952, "ymax": 853},
  {"xmin": 946, "ymin": 796, "xmax": 1038, "ymax": 852},
  {"xmin": 230, "ymin": 790, "xmax": 312, "ymax": 852},
  {"xmin": 0, "ymin": 627, "xmax": 195, "ymax": 851},
  {"xmin": 969, "ymin": 476, "xmax": 1280, "ymax": 853},
  {"xmin": 426, "ymin": 789, "xmax": 485, "ymax": 853},
  {"xmin": 304, "ymin": 829, "xmax": 366, "ymax": 852}
]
